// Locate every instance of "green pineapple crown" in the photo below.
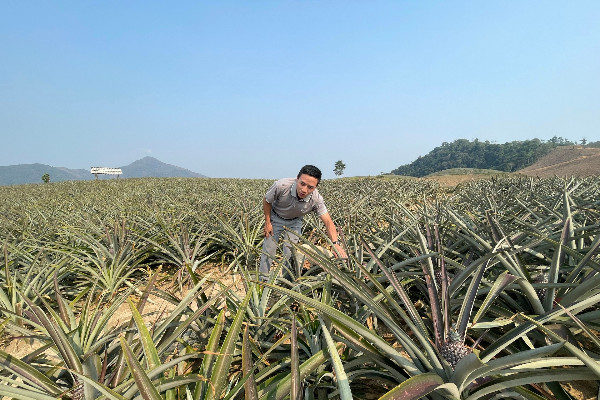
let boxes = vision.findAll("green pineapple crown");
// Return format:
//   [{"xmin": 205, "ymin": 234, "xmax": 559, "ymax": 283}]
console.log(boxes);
[{"xmin": 448, "ymin": 328, "xmax": 462, "ymax": 343}]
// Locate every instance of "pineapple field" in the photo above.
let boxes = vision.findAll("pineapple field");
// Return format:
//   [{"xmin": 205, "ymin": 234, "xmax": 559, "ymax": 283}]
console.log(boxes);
[{"xmin": 1, "ymin": 175, "xmax": 600, "ymax": 400}]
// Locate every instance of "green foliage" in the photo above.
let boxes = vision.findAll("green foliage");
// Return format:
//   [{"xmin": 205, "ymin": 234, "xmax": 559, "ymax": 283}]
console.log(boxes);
[
  {"xmin": 334, "ymin": 160, "xmax": 346, "ymax": 177},
  {"xmin": 41, "ymin": 173, "xmax": 50, "ymax": 183},
  {"xmin": 391, "ymin": 137, "xmax": 576, "ymax": 177}
]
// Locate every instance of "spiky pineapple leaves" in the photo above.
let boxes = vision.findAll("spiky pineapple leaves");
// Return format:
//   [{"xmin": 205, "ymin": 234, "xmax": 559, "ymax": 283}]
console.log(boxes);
[
  {"xmin": 378, "ymin": 373, "xmax": 459, "ymax": 400},
  {"xmin": 242, "ymin": 324, "xmax": 259, "ymax": 400},
  {"xmin": 471, "ymin": 271, "xmax": 519, "ymax": 328},
  {"xmin": 289, "ymin": 315, "xmax": 301, "ymax": 400},
  {"xmin": 119, "ymin": 336, "xmax": 162, "ymax": 400},
  {"xmin": 319, "ymin": 316, "xmax": 353, "ymax": 399},
  {"xmin": 262, "ymin": 281, "xmax": 420, "ymax": 375},
  {"xmin": 206, "ymin": 291, "xmax": 251, "ymax": 400},
  {"xmin": 0, "ymin": 350, "xmax": 64, "ymax": 397},
  {"xmin": 117, "ymin": 291, "xmax": 251, "ymax": 400},
  {"xmin": 194, "ymin": 309, "xmax": 226, "ymax": 400}
]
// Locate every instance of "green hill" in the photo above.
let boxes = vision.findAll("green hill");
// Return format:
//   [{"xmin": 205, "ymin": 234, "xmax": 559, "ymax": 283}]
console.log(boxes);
[{"xmin": 391, "ymin": 137, "xmax": 575, "ymax": 177}]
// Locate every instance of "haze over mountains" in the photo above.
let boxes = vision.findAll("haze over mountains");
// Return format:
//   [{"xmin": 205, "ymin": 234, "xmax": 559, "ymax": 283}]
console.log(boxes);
[{"xmin": 0, "ymin": 157, "xmax": 206, "ymax": 186}]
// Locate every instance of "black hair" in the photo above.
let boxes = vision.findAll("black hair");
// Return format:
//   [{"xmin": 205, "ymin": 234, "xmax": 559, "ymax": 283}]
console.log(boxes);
[{"xmin": 297, "ymin": 165, "xmax": 322, "ymax": 184}]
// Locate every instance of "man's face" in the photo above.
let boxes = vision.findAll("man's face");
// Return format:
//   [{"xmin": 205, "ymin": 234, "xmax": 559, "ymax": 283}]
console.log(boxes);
[{"xmin": 296, "ymin": 174, "xmax": 318, "ymax": 199}]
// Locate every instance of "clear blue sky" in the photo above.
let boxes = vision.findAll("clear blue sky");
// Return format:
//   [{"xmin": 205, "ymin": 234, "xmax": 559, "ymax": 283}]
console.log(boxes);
[{"xmin": 1, "ymin": 2, "xmax": 599, "ymax": 179}]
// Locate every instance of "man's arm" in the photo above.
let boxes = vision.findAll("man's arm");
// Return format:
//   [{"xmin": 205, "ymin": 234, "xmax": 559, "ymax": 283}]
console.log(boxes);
[
  {"xmin": 263, "ymin": 198, "xmax": 273, "ymax": 237},
  {"xmin": 319, "ymin": 212, "xmax": 347, "ymax": 258}
]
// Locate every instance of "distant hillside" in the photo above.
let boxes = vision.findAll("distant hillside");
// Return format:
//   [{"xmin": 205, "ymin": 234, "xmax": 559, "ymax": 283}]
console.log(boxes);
[
  {"xmin": 0, "ymin": 156, "xmax": 206, "ymax": 186},
  {"xmin": 120, "ymin": 157, "xmax": 204, "ymax": 178},
  {"xmin": 518, "ymin": 147, "xmax": 600, "ymax": 177},
  {"xmin": 391, "ymin": 138, "xmax": 575, "ymax": 177}
]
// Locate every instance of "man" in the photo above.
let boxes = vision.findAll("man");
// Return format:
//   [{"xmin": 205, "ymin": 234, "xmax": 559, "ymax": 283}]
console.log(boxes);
[{"xmin": 259, "ymin": 165, "xmax": 347, "ymax": 280}]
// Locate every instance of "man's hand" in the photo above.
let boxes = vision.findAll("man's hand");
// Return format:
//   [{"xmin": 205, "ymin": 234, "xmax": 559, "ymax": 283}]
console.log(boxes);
[
  {"xmin": 264, "ymin": 221, "xmax": 273, "ymax": 238},
  {"xmin": 263, "ymin": 199, "xmax": 273, "ymax": 238},
  {"xmin": 333, "ymin": 243, "xmax": 347, "ymax": 259},
  {"xmin": 319, "ymin": 212, "xmax": 347, "ymax": 259}
]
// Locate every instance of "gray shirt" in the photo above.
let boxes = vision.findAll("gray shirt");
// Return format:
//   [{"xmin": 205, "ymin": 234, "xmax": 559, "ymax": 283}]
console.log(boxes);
[{"xmin": 265, "ymin": 178, "xmax": 328, "ymax": 219}]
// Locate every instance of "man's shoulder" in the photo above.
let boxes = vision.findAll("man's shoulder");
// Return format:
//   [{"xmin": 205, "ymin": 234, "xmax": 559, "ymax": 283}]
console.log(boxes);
[
  {"xmin": 310, "ymin": 188, "xmax": 325, "ymax": 203},
  {"xmin": 274, "ymin": 177, "xmax": 295, "ymax": 188},
  {"xmin": 266, "ymin": 178, "xmax": 295, "ymax": 198}
]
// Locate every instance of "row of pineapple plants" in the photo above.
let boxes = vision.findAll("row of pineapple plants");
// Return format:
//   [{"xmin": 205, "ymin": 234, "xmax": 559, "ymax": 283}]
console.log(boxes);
[{"xmin": 0, "ymin": 175, "xmax": 599, "ymax": 399}]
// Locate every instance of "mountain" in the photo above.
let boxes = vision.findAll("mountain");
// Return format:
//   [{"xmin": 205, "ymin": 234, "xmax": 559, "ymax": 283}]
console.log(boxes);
[
  {"xmin": 120, "ymin": 157, "xmax": 205, "ymax": 178},
  {"xmin": 0, "ymin": 157, "xmax": 206, "ymax": 186}
]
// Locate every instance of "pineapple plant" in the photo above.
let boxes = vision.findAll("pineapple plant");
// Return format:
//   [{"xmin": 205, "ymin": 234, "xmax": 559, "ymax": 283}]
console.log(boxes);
[
  {"xmin": 532, "ymin": 269, "xmax": 549, "ymax": 300},
  {"xmin": 439, "ymin": 328, "xmax": 471, "ymax": 369}
]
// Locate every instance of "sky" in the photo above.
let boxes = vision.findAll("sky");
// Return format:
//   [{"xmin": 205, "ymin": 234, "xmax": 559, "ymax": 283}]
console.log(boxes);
[{"xmin": 1, "ymin": 2, "xmax": 599, "ymax": 179}]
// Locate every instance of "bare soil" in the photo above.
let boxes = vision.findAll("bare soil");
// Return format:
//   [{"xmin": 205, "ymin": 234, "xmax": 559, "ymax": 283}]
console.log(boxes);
[
  {"xmin": 562, "ymin": 381, "xmax": 599, "ymax": 400},
  {"xmin": 519, "ymin": 146, "xmax": 600, "ymax": 178}
]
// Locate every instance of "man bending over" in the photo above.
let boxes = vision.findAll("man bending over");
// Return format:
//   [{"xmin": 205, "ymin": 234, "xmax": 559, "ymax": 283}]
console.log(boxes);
[{"xmin": 259, "ymin": 165, "xmax": 347, "ymax": 280}]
